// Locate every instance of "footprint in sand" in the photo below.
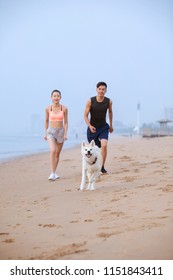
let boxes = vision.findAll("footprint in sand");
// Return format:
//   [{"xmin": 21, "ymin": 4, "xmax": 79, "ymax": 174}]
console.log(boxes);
[
  {"xmin": 111, "ymin": 198, "xmax": 120, "ymax": 202},
  {"xmin": 134, "ymin": 169, "xmax": 140, "ymax": 173},
  {"xmin": 38, "ymin": 224, "xmax": 59, "ymax": 228},
  {"xmin": 150, "ymin": 160, "xmax": 165, "ymax": 164},
  {"xmin": 154, "ymin": 170, "xmax": 165, "ymax": 174},
  {"xmin": 101, "ymin": 209, "xmax": 111, "ymax": 212},
  {"xmin": 33, "ymin": 246, "xmax": 40, "ymax": 250},
  {"xmin": 165, "ymin": 208, "xmax": 173, "ymax": 211},
  {"xmin": 97, "ymin": 230, "xmax": 122, "ymax": 239},
  {"xmin": 156, "ymin": 216, "xmax": 169, "ymax": 219},
  {"xmin": 34, "ymin": 241, "xmax": 88, "ymax": 259},
  {"xmin": 13, "ymin": 224, "xmax": 21, "ymax": 229},
  {"xmin": 33, "ymin": 200, "xmax": 39, "ymax": 204},
  {"xmin": 84, "ymin": 219, "xmax": 93, "ymax": 222},
  {"xmin": 162, "ymin": 185, "xmax": 173, "ymax": 192},
  {"xmin": 119, "ymin": 156, "xmax": 132, "ymax": 161},
  {"xmin": 110, "ymin": 211, "xmax": 125, "ymax": 217},
  {"xmin": 123, "ymin": 176, "xmax": 137, "ymax": 182},
  {"xmin": 70, "ymin": 220, "xmax": 79, "ymax": 223},
  {"xmin": 120, "ymin": 169, "xmax": 130, "ymax": 173},
  {"xmin": 140, "ymin": 222, "xmax": 163, "ymax": 230},
  {"xmin": 97, "ymin": 232, "xmax": 113, "ymax": 238},
  {"xmin": 3, "ymin": 238, "xmax": 15, "ymax": 243}
]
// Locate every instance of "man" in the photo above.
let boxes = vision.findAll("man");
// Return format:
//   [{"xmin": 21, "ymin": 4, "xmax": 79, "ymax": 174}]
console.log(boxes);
[{"xmin": 84, "ymin": 81, "xmax": 113, "ymax": 173}]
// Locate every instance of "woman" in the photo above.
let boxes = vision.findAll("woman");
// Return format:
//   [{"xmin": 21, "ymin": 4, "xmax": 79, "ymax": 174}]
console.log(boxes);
[{"xmin": 44, "ymin": 89, "xmax": 68, "ymax": 180}]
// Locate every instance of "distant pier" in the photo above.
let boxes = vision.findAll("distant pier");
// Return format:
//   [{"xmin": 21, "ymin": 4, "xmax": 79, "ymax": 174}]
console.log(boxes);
[{"xmin": 142, "ymin": 119, "xmax": 173, "ymax": 138}]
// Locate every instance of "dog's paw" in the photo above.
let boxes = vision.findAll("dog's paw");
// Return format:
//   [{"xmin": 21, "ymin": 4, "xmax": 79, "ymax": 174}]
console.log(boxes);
[{"xmin": 80, "ymin": 185, "xmax": 85, "ymax": 191}]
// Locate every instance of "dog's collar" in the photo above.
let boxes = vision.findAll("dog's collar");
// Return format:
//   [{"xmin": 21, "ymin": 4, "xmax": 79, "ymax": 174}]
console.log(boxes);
[{"xmin": 89, "ymin": 157, "xmax": 97, "ymax": 165}]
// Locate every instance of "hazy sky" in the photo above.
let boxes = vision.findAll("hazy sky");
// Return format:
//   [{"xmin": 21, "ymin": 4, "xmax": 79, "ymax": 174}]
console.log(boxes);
[{"xmin": 0, "ymin": 0, "xmax": 172, "ymax": 134}]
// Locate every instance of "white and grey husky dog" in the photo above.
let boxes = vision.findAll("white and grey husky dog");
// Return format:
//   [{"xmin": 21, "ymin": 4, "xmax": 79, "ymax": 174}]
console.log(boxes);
[{"xmin": 80, "ymin": 140, "xmax": 102, "ymax": 191}]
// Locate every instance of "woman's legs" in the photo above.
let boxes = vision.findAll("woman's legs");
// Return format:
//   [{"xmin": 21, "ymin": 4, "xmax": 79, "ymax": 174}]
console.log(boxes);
[
  {"xmin": 48, "ymin": 138, "xmax": 63, "ymax": 174},
  {"xmin": 54, "ymin": 142, "xmax": 64, "ymax": 173}
]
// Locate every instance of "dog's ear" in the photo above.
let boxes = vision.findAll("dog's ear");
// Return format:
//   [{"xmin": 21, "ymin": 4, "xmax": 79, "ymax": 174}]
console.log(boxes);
[
  {"xmin": 81, "ymin": 141, "xmax": 85, "ymax": 148},
  {"xmin": 90, "ymin": 140, "xmax": 95, "ymax": 146}
]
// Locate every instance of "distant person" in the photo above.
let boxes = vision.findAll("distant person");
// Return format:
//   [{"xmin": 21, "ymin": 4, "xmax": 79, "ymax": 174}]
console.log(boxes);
[
  {"xmin": 84, "ymin": 81, "xmax": 113, "ymax": 174},
  {"xmin": 44, "ymin": 89, "xmax": 68, "ymax": 180}
]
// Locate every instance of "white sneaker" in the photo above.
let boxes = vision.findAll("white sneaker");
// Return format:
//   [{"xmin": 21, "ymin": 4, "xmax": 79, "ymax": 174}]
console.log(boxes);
[
  {"xmin": 54, "ymin": 173, "xmax": 60, "ymax": 179},
  {"xmin": 48, "ymin": 173, "xmax": 56, "ymax": 180}
]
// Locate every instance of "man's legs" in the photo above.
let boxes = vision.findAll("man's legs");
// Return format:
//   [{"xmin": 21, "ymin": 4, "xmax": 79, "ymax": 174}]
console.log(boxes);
[
  {"xmin": 87, "ymin": 124, "xmax": 109, "ymax": 173},
  {"xmin": 99, "ymin": 124, "xmax": 109, "ymax": 173},
  {"xmin": 100, "ymin": 139, "xmax": 108, "ymax": 172}
]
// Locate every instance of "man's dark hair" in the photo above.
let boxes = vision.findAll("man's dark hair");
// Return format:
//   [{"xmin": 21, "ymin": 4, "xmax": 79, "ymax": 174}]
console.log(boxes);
[{"xmin": 96, "ymin": 81, "xmax": 107, "ymax": 88}]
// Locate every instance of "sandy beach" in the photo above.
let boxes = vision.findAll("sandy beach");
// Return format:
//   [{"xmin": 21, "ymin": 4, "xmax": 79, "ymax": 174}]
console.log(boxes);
[{"xmin": 0, "ymin": 136, "xmax": 173, "ymax": 260}]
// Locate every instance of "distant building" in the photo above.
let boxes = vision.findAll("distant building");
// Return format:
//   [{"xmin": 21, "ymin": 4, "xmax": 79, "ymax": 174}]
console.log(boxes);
[
  {"xmin": 142, "ymin": 118, "xmax": 173, "ymax": 137},
  {"xmin": 157, "ymin": 118, "xmax": 172, "ymax": 132}
]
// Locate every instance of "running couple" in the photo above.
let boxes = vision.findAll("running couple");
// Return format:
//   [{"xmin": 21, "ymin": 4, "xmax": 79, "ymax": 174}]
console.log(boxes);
[{"xmin": 44, "ymin": 81, "xmax": 113, "ymax": 180}]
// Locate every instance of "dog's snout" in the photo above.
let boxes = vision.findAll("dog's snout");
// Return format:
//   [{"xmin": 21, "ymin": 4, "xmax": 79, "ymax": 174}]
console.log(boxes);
[{"xmin": 87, "ymin": 150, "xmax": 91, "ymax": 155}]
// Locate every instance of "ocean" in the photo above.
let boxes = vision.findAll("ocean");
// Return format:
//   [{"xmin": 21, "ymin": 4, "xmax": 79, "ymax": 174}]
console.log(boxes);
[{"xmin": 0, "ymin": 134, "xmax": 82, "ymax": 163}]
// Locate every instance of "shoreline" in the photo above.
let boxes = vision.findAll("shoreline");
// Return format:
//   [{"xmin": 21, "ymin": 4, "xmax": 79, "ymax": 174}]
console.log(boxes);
[
  {"xmin": 0, "ymin": 132, "xmax": 85, "ymax": 164},
  {"xmin": 0, "ymin": 139, "xmax": 82, "ymax": 165},
  {"xmin": 0, "ymin": 136, "xmax": 173, "ymax": 260},
  {"xmin": 0, "ymin": 134, "xmax": 140, "ymax": 164}
]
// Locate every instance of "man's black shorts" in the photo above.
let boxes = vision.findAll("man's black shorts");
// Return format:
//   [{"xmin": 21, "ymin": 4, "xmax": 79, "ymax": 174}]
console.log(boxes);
[{"xmin": 87, "ymin": 123, "xmax": 110, "ymax": 148}]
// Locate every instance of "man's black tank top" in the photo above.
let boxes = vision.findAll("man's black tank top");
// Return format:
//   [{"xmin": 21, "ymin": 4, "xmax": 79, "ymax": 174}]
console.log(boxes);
[{"xmin": 90, "ymin": 96, "xmax": 110, "ymax": 128}]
